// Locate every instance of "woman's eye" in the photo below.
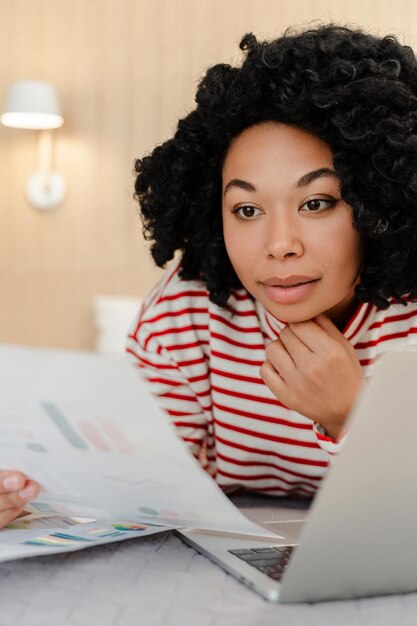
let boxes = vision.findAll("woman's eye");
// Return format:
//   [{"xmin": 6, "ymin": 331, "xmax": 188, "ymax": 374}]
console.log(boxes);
[
  {"xmin": 302, "ymin": 198, "xmax": 337, "ymax": 212},
  {"xmin": 233, "ymin": 205, "xmax": 261, "ymax": 219}
]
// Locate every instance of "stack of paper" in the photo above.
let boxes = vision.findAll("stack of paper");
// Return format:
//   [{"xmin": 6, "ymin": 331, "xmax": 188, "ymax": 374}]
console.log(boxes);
[{"xmin": 0, "ymin": 345, "xmax": 278, "ymax": 562}]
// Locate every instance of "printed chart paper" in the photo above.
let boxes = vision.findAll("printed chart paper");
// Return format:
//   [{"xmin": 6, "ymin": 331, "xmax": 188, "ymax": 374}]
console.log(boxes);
[
  {"xmin": 0, "ymin": 345, "xmax": 279, "ymax": 539},
  {"xmin": 0, "ymin": 514, "xmax": 173, "ymax": 563}
]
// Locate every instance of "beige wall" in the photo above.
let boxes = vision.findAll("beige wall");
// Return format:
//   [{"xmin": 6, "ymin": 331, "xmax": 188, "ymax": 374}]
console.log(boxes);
[{"xmin": 1, "ymin": 0, "xmax": 416, "ymax": 349}]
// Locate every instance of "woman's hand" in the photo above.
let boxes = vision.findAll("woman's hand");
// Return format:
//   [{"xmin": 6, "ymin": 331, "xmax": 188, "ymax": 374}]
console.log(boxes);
[
  {"xmin": 260, "ymin": 314, "xmax": 364, "ymax": 441},
  {"xmin": 0, "ymin": 470, "xmax": 40, "ymax": 529}
]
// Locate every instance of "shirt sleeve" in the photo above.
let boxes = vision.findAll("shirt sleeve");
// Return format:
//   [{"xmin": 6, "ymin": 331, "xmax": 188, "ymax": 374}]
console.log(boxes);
[
  {"xmin": 126, "ymin": 320, "xmax": 210, "ymax": 466},
  {"xmin": 312, "ymin": 421, "xmax": 348, "ymax": 458}
]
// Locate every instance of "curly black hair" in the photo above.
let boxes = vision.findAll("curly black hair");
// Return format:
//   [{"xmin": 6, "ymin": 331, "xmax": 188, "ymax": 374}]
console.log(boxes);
[{"xmin": 134, "ymin": 23, "xmax": 417, "ymax": 310}]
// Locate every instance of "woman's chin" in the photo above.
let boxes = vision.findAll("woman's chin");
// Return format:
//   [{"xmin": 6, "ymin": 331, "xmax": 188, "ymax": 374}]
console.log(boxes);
[{"xmin": 265, "ymin": 306, "xmax": 318, "ymax": 325}]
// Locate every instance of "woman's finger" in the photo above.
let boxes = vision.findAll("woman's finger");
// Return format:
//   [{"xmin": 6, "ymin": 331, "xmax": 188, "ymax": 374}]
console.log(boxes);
[
  {"xmin": 260, "ymin": 359, "xmax": 287, "ymax": 398},
  {"xmin": 0, "ymin": 471, "xmax": 26, "ymax": 495},
  {"xmin": 0, "ymin": 481, "xmax": 40, "ymax": 510},
  {"xmin": 278, "ymin": 326, "xmax": 313, "ymax": 368},
  {"xmin": 0, "ymin": 481, "xmax": 39, "ymax": 511},
  {"xmin": 265, "ymin": 338, "xmax": 296, "ymax": 380},
  {"xmin": 312, "ymin": 314, "xmax": 352, "ymax": 346},
  {"xmin": 0, "ymin": 506, "xmax": 24, "ymax": 529}
]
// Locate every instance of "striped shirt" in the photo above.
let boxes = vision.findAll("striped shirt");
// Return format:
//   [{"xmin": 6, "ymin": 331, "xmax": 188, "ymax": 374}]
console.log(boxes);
[{"xmin": 126, "ymin": 262, "xmax": 417, "ymax": 497}]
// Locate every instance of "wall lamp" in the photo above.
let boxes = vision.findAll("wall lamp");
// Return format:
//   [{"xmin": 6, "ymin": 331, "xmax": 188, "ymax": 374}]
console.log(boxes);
[{"xmin": 1, "ymin": 80, "xmax": 66, "ymax": 211}]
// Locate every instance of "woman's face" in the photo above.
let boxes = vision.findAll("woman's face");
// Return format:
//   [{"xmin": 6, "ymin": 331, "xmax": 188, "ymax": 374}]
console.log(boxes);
[{"xmin": 221, "ymin": 122, "xmax": 364, "ymax": 329}]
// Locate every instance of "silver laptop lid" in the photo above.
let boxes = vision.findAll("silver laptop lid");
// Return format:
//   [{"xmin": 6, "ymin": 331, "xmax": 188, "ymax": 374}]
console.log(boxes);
[{"xmin": 279, "ymin": 348, "xmax": 417, "ymax": 602}]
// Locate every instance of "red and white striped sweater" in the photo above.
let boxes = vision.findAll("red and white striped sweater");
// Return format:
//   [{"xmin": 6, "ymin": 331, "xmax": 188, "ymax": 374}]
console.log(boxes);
[{"xmin": 127, "ymin": 263, "xmax": 417, "ymax": 497}]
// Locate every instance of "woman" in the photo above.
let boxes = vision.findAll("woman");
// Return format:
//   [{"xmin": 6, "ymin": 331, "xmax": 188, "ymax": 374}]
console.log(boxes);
[
  {"xmin": 1, "ymin": 23, "xmax": 417, "ymax": 527},
  {"xmin": 128, "ymin": 24, "xmax": 417, "ymax": 495}
]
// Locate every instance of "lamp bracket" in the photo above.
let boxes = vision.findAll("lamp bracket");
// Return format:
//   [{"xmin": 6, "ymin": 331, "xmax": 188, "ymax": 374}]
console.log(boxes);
[{"xmin": 26, "ymin": 170, "xmax": 66, "ymax": 211}]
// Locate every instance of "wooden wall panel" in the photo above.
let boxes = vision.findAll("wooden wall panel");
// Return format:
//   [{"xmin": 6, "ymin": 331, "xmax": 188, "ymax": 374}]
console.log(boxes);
[{"xmin": 0, "ymin": 0, "xmax": 416, "ymax": 348}]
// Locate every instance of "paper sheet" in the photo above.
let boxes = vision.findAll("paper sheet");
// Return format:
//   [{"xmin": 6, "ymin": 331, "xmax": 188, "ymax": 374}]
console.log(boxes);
[
  {"xmin": 0, "ymin": 513, "xmax": 173, "ymax": 563},
  {"xmin": 0, "ymin": 345, "xmax": 279, "ymax": 540}
]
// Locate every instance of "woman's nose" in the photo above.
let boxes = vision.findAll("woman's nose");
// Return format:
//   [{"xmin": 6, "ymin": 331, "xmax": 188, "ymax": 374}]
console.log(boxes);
[{"xmin": 264, "ymin": 214, "xmax": 304, "ymax": 260}]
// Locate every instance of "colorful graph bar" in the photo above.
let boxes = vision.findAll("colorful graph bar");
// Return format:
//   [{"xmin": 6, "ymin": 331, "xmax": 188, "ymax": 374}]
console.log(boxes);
[{"xmin": 41, "ymin": 401, "xmax": 89, "ymax": 450}]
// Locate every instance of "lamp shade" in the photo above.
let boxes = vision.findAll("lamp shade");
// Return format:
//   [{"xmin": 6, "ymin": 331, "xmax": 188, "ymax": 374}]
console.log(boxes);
[{"xmin": 1, "ymin": 80, "xmax": 64, "ymax": 129}]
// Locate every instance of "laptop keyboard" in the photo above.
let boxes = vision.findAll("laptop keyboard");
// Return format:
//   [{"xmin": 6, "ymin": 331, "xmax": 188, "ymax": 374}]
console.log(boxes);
[{"xmin": 228, "ymin": 545, "xmax": 295, "ymax": 581}]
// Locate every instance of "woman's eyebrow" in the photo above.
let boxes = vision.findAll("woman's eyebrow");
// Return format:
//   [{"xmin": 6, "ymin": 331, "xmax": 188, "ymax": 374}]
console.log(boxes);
[
  {"xmin": 223, "ymin": 179, "xmax": 256, "ymax": 196},
  {"xmin": 296, "ymin": 168, "xmax": 339, "ymax": 187},
  {"xmin": 223, "ymin": 168, "xmax": 339, "ymax": 196}
]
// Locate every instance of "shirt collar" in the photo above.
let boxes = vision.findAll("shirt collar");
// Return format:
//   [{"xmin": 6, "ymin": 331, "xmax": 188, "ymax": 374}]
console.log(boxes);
[{"xmin": 255, "ymin": 300, "xmax": 285, "ymax": 342}]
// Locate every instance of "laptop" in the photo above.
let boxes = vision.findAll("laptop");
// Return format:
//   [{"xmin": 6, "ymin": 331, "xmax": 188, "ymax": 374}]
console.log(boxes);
[{"xmin": 176, "ymin": 347, "xmax": 417, "ymax": 603}]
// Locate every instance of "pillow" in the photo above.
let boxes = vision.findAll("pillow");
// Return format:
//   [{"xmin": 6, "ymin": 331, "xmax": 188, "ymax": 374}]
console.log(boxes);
[{"xmin": 93, "ymin": 295, "xmax": 142, "ymax": 353}]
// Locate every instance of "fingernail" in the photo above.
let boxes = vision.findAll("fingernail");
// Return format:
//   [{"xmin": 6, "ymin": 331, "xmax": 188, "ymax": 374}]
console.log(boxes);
[
  {"xmin": 19, "ymin": 485, "xmax": 36, "ymax": 499},
  {"xmin": 3, "ymin": 475, "xmax": 22, "ymax": 491}
]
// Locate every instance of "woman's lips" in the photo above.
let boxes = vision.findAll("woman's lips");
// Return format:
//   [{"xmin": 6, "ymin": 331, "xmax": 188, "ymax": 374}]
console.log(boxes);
[{"xmin": 261, "ymin": 279, "xmax": 320, "ymax": 304}]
